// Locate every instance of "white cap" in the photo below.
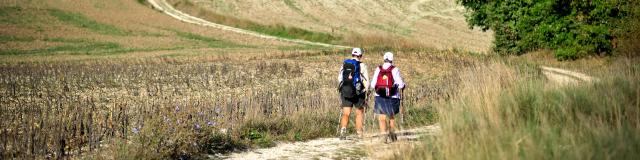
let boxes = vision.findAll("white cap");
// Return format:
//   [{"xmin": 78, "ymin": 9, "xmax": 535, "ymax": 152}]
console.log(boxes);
[
  {"xmin": 352, "ymin": 48, "xmax": 363, "ymax": 56},
  {"xmin": 383, "ymin": 52, "xmax": 393, "ymax": 61}
]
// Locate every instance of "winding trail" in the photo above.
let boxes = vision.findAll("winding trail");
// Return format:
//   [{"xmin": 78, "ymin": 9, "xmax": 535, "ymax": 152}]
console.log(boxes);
[
  {"xmin": 146, "ymin": 0, "xmax": 350, "ymax": 49},
  {"xmin": 541, "ymin": 66, "xmax": 599, "ymax": 86},
  {"xmin": 401, "ymin": 0, "xmax": 465, "ymax": 27}
]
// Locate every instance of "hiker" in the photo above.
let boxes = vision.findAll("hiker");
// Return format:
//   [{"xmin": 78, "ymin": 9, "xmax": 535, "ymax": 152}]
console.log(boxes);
[
  {"xmin": 371, "ymin": 52, "xmax": 405, "ymax": 143},
  {"xmin": 338, "ymin": 48, "xmax": 370, "ymax": 140}
]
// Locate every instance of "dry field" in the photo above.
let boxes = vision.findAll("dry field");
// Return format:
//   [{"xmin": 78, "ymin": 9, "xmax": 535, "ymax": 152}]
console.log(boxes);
[{"xmin": 0, "ymin": 48, "xmax": 474, "ymax": 158}]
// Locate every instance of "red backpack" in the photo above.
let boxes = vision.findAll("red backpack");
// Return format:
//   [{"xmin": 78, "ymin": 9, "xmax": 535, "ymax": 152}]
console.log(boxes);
[{"xmin": 375, "ymin": 65, "xmax": 396, "ymax": 97}]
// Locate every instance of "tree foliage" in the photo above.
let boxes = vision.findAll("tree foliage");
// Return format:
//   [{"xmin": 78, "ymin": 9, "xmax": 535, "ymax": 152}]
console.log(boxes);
[{"xmin": 458, "ymin": 0, "xmax": 632, "ymax": 60}]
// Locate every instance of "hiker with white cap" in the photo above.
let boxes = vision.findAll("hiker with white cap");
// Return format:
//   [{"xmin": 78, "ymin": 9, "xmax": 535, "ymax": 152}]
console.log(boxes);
[
  {"xmin": 337, "ymin": 48, "xmax": 370, "ymax": 140},
  {"xmin": 371, "ymin": 52, "xmax": 405, "ymax": 143}
]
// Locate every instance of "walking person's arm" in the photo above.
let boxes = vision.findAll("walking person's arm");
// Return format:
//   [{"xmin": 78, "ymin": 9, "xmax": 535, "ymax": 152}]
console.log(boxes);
[
  {"xmin": 338, "ymin": 65, "xmax": 344, "ymax": 83},
  {"xmin": 360, "ymin": 63, "xmax": 370, "ymax": 91},
  {"xmin": 370, "ymin": 67, "xmax": 380, "ymax": 91},
  {"xmin": 337, "ymin": 65, "xmax": 344, "ymax": 91},
  {"xmin": 393, "ymin": 67, "xmax": 407, "ymax": 126},
  {"xmin": 392, "ymin": 67, "xmax": 405, "ymax": 91}
]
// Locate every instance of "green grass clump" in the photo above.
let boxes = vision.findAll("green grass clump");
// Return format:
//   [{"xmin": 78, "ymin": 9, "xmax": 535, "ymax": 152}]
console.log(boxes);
[
  {"xmin": 174, "ymin": 31, "xmax": 246, "ymax": 48},
  {"xmin": 0, "ymin": 35, "xmax": 35, "ymax": 43},
  {"xmin": 48, "ymin": 9, "xmax": 128, "ymax": 36},
  {"xmin": 238, "ymin": 113, "xmax": 339, "ymax": 145},
  {"xmin": 0, "ymin": 41, "xmax": 122, "ymax": 55},
  {"xmin": 246, "ymin": 24, "xmax": 339, "ymax": 44},
  {"xmin": 0, "ymin": 38, "xmax": 180, "ymax": 56},
  {"xmin": 136, "ymin": 0, "xmax": 147, "ymax": 5},
  {"xmin": 0, "ymin": 6, "xmax": 40, "ymax": 25}
]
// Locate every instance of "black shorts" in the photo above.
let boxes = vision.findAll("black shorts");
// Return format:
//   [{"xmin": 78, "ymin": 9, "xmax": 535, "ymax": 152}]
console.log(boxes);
[{"xmin": 341, "ymin": 94, "xmax": 366, "ymax": 108}]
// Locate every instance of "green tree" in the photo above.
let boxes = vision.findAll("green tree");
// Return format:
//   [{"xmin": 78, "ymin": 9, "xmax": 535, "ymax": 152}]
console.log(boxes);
[{"xmin": 458, "ymin": 0, "xmax": 630, "ymax": 60}]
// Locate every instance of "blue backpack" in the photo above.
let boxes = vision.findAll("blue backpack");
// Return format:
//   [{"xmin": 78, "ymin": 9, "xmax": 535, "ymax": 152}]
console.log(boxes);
[{"xmin": 340, "ymin": 59, "xmax": 363, "ymax": 98}]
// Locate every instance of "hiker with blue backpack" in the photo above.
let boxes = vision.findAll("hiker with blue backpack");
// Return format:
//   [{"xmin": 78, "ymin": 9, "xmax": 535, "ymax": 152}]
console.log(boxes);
[
  {"xmin": 371, "ymin": 52, "xmax": 405, "ymax": 143},
  {"xmin": 338, "ymin": 48, "xmax": 370, "ymax": 140}
]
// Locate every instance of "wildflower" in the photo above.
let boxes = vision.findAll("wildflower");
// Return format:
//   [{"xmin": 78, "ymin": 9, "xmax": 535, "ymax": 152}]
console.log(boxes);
[
  {"xmin": 207, "ymin": 121, "xmax": 216, "ymax": 126},
  {"xmin": 195, "ymin": 124, "xmax": 201, "ymax": 130},
  {"xmin": 132, "ymin": 126, "xmax": 140, "ymax": 134}
]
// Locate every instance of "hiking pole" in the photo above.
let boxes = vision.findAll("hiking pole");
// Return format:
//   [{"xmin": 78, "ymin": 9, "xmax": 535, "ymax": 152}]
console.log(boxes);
[
  {"xmin": 363, "ymin": 97, "xmax": 367, "ymax": 137},
  {"xmin": 399, "ymin": 87, "xmax": 406, "ymax": 132},
  {"xmin": 363, "ymin": 91, "xmax": 372, "ymax": 138},
  {"xmin": 337, "ymin": 108, "xmax": 343, "ymax": 135}
]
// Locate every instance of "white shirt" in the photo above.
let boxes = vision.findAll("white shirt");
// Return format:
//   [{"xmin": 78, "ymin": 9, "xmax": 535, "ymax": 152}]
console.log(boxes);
[
  {"xmin": 338, "ymin": 58, "xmax": 370, "ymax": 90},
  {"xmin": 370, "ymin": 62, "xmax": 405, "ymax": 98}
]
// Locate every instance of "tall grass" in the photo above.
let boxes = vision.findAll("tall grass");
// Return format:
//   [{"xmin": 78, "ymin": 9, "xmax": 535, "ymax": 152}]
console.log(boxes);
[{"xmin": 403, "ymin": 58, "xmax": 640, "ymax": 159}]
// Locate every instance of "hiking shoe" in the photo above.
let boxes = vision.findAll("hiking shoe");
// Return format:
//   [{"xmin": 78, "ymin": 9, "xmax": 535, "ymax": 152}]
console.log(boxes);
[
  {"xmin": 389, "ymin": 131, "xmax": 398, "ymax": 142},
  {"xmin": 339, "ymin": 128, "xmax": 347, "ymax": 140}
]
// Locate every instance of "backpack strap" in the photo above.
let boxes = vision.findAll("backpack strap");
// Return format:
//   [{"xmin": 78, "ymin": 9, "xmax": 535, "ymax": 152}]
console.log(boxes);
[{"xmin": 379, "ymin": 65, "xmax": 395, "ymax": 72}]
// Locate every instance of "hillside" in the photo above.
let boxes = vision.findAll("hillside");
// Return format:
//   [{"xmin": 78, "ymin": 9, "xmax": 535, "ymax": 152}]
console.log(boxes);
[
  {"xmin": 0, "ymin": 0, "xmax": 306, "ymax": 61},
  {"xmin": 170, "ymin": 0, "xmax": 493, "ymax": 52}
]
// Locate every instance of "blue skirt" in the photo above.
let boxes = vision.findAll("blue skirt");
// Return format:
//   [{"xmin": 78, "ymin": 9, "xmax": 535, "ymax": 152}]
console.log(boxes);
[{"xmin": 374, "ymin": 96, "xmax": 400, "ymax": 116}]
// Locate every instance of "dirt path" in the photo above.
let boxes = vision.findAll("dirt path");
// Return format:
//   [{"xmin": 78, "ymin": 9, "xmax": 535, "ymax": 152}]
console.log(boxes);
[
  {"xmin": 146, "ymin": 0, "xmax": 350, "ymax": 49},
  {"xmin": 211, "ymin": 125, "xmax": 441, "ymax": 160},
  {"xmin": 541, "ymin": 66, "xmax": 599, "ymax": 86},
  {"xmin": 401, "ymin": 0, "xmax": 465, "ymax": 27}
]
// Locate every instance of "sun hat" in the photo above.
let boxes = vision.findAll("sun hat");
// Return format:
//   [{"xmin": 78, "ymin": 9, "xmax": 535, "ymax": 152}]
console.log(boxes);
[
  {"xmin": 352, "ymin": 48, "xmax": 363, "ymax": 56},
  {"xmin": 383, "ymin": 52, "xmax": 393, "ymax": 61}
]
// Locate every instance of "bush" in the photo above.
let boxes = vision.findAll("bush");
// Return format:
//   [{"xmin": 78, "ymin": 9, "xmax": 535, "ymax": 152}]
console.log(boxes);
[
  {"xmin": 113, "ymin": 106, "xmax": 243, "ymax": 159},
  {"xmin": 458, "ymin": 0, "xmax": 633, "ymax": 60}
]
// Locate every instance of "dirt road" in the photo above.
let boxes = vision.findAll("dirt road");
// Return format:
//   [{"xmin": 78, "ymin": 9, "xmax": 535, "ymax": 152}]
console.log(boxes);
[
  {"xmin": 212, "ymin": 125, "xmax": 441, "ymax": 160},
  {"xmin": 146, "ymin": 0, "xmax": 350, "ymax": 49},
  {"xmin": 541, "ymin": 66, "xmax": 599, "ymax": 86}
]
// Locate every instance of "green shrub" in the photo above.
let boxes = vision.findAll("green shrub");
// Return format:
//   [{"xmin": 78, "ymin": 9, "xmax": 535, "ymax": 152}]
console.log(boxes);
[
  {"xmin": 113, "ymin": 107, "xmax": 244, "ymax": 159},
  {"xmin": 458, "ymin": 0, "xmax": 632, "ymax": 60},
  {"xmin": 238, "ymin": 113, "xmax": 338, "ymax": 145}
]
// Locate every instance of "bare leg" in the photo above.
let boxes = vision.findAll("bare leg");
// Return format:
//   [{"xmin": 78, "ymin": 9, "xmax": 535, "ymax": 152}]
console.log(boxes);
[
  {"xmin": 355, "ymin": 107, "xmax": 364, "ymax": 134},
  {"xmin": 378, "ymin": 114, "xmax": 387, "ymax": 134},
  {"xmin": 389, "ymin": 115, "xmax": 398, "ymax": 142},
  {"xmin": 389, "ymin": 115, "xmax": 396, "ymax": 132},
  {"xmin": 340, "ymin": 107, "xmax": 352, "ymax": 129}
]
